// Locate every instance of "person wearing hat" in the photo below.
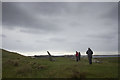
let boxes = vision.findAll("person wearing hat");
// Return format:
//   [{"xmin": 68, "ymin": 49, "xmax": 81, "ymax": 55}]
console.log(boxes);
[{"xmin": 86, "ymin": 48, "xmax": 93, "ymax": 64}]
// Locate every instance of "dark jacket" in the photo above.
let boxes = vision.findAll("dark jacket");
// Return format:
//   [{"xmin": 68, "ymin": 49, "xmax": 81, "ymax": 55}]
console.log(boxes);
[{"xmin": 86, "ymin": 49, "xmax": 93, "ymax": 58}]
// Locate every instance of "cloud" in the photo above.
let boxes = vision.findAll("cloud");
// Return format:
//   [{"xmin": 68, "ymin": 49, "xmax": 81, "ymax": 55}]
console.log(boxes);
[
  {"xmin": 100, "ymin": 3, "xmax": 118, "ymax": 20},
  {"xmin": 2, "ymin": 2, "xmax": 62, "ymax": 33},
  {"xmin": 16, "ymin": 40, "xmax": 22, "ymax": 43},
  {"xmin": 0, "ymin": 34, "xmax": 6, "ymax": 38},
  {"xmin": 2, "ymin": 2, "xmax": 118, "ymax": 55},
  {"xmin": 49, "ymin": 37, "xmax": 66, "ymax": 42}
]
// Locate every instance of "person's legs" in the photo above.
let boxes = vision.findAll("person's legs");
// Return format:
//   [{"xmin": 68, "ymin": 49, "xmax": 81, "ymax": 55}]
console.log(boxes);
[
  {"xmin": 88, "ymin": 57, "xmax": 92, "ymax": 64},
  {"xmin": 76, "ymin": 56, "xmax": 78, "ymax": 62},
  {"xmin": 89, "ymin": 58, "xmax": 92, "ymax": 64},
  {"xmin": 90, "ymin": 58, "xmax": 92, "ymax": 64},
  {"xmin": 77, "ymin": 56, "xmax": 79, "ymax": 62}
]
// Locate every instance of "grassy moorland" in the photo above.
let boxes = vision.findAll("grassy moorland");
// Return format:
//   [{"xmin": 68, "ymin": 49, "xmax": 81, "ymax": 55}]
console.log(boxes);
[{"xmin": 1, "ymin": 49, "xmax": 119, "ymax": 78}]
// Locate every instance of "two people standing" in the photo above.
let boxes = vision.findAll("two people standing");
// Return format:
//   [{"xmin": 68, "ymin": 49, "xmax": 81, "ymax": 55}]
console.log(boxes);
[{"xmin": 76, "ymin": 51, "xmax": 81, "ymax": 62}]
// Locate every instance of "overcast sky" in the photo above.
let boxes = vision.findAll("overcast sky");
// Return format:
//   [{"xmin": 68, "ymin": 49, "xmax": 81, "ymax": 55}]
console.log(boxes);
[{"xmin": 2, "ymin": 2, "xmax": 118, "ymax": 56}]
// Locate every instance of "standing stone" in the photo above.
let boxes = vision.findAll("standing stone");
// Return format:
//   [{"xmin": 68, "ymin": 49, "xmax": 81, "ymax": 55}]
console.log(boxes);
[{"xmin": 47, "ymin": 51, "xmax": 54, "ymax": 61}]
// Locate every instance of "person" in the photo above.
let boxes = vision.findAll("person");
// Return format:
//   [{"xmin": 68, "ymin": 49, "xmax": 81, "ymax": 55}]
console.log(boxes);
[
  {"xmin": 76, "ymin": 51, "xmax": 79, "ymax": 62},
  {"xmin": 78, "ymin": 52, "xmax": 81, "ymax": 61},
  {"xmin": 86, "ymin": 48, "xmax": 93, "ymax": 64}
]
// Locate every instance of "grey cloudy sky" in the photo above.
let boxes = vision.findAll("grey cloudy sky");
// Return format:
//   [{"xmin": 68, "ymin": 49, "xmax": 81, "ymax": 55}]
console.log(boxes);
[{"xmin": 2, "ymin": 2, "xmax": 118, "ymax": 56}]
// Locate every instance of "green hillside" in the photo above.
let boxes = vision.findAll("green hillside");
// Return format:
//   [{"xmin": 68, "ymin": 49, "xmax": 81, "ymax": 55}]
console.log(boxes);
[{"xmin": 2, "ymin": 49, "xmax": 119, "ymax": 78}]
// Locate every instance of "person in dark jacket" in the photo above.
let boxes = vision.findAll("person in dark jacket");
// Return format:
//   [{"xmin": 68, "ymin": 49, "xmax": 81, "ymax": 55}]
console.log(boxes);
[
  {"xmin": 78, "ymin": 52, "xmax": 81, "ymax": 61},
  {"xmin": 76, "ymin": 51, "xmax": 79, "ymax": 62},
  {"xmin": 86, "ymin": 48, "xmax": 93, "ymax": 64}
]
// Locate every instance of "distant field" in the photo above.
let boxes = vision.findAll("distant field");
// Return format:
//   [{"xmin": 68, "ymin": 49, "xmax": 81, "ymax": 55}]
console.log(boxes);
[{"xmin": 1, "ymin": 49, "xmax": 119, "ymax": 78}]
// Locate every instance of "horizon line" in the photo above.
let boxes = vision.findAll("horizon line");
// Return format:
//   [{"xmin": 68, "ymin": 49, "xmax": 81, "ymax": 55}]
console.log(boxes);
[{"xmin": 1, "ymin": 48, "xmax": 119, "ymax": 56}]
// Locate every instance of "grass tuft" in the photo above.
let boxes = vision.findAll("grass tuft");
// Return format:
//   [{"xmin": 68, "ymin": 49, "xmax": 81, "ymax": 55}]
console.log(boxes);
[{"xmin": 16, "ymin": 65, "xmax": 32, "ymax": 75}]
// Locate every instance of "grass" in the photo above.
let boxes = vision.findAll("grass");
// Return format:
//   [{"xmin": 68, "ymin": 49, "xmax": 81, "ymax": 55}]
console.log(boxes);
[{"xmin": 1, "ymin": 49, "xmax": 119, "ymax": 78}]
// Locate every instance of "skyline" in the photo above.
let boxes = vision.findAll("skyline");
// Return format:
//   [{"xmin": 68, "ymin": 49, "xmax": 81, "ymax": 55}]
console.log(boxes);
[{"xmin": 1, "ymin": 2, "xmax": 118, "ymax": 56}]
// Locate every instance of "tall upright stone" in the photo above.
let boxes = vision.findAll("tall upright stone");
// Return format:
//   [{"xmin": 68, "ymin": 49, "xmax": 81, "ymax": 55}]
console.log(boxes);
[{"xmin": 47, "ymin": 51, "xmax": 54, "ymax": 61}]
